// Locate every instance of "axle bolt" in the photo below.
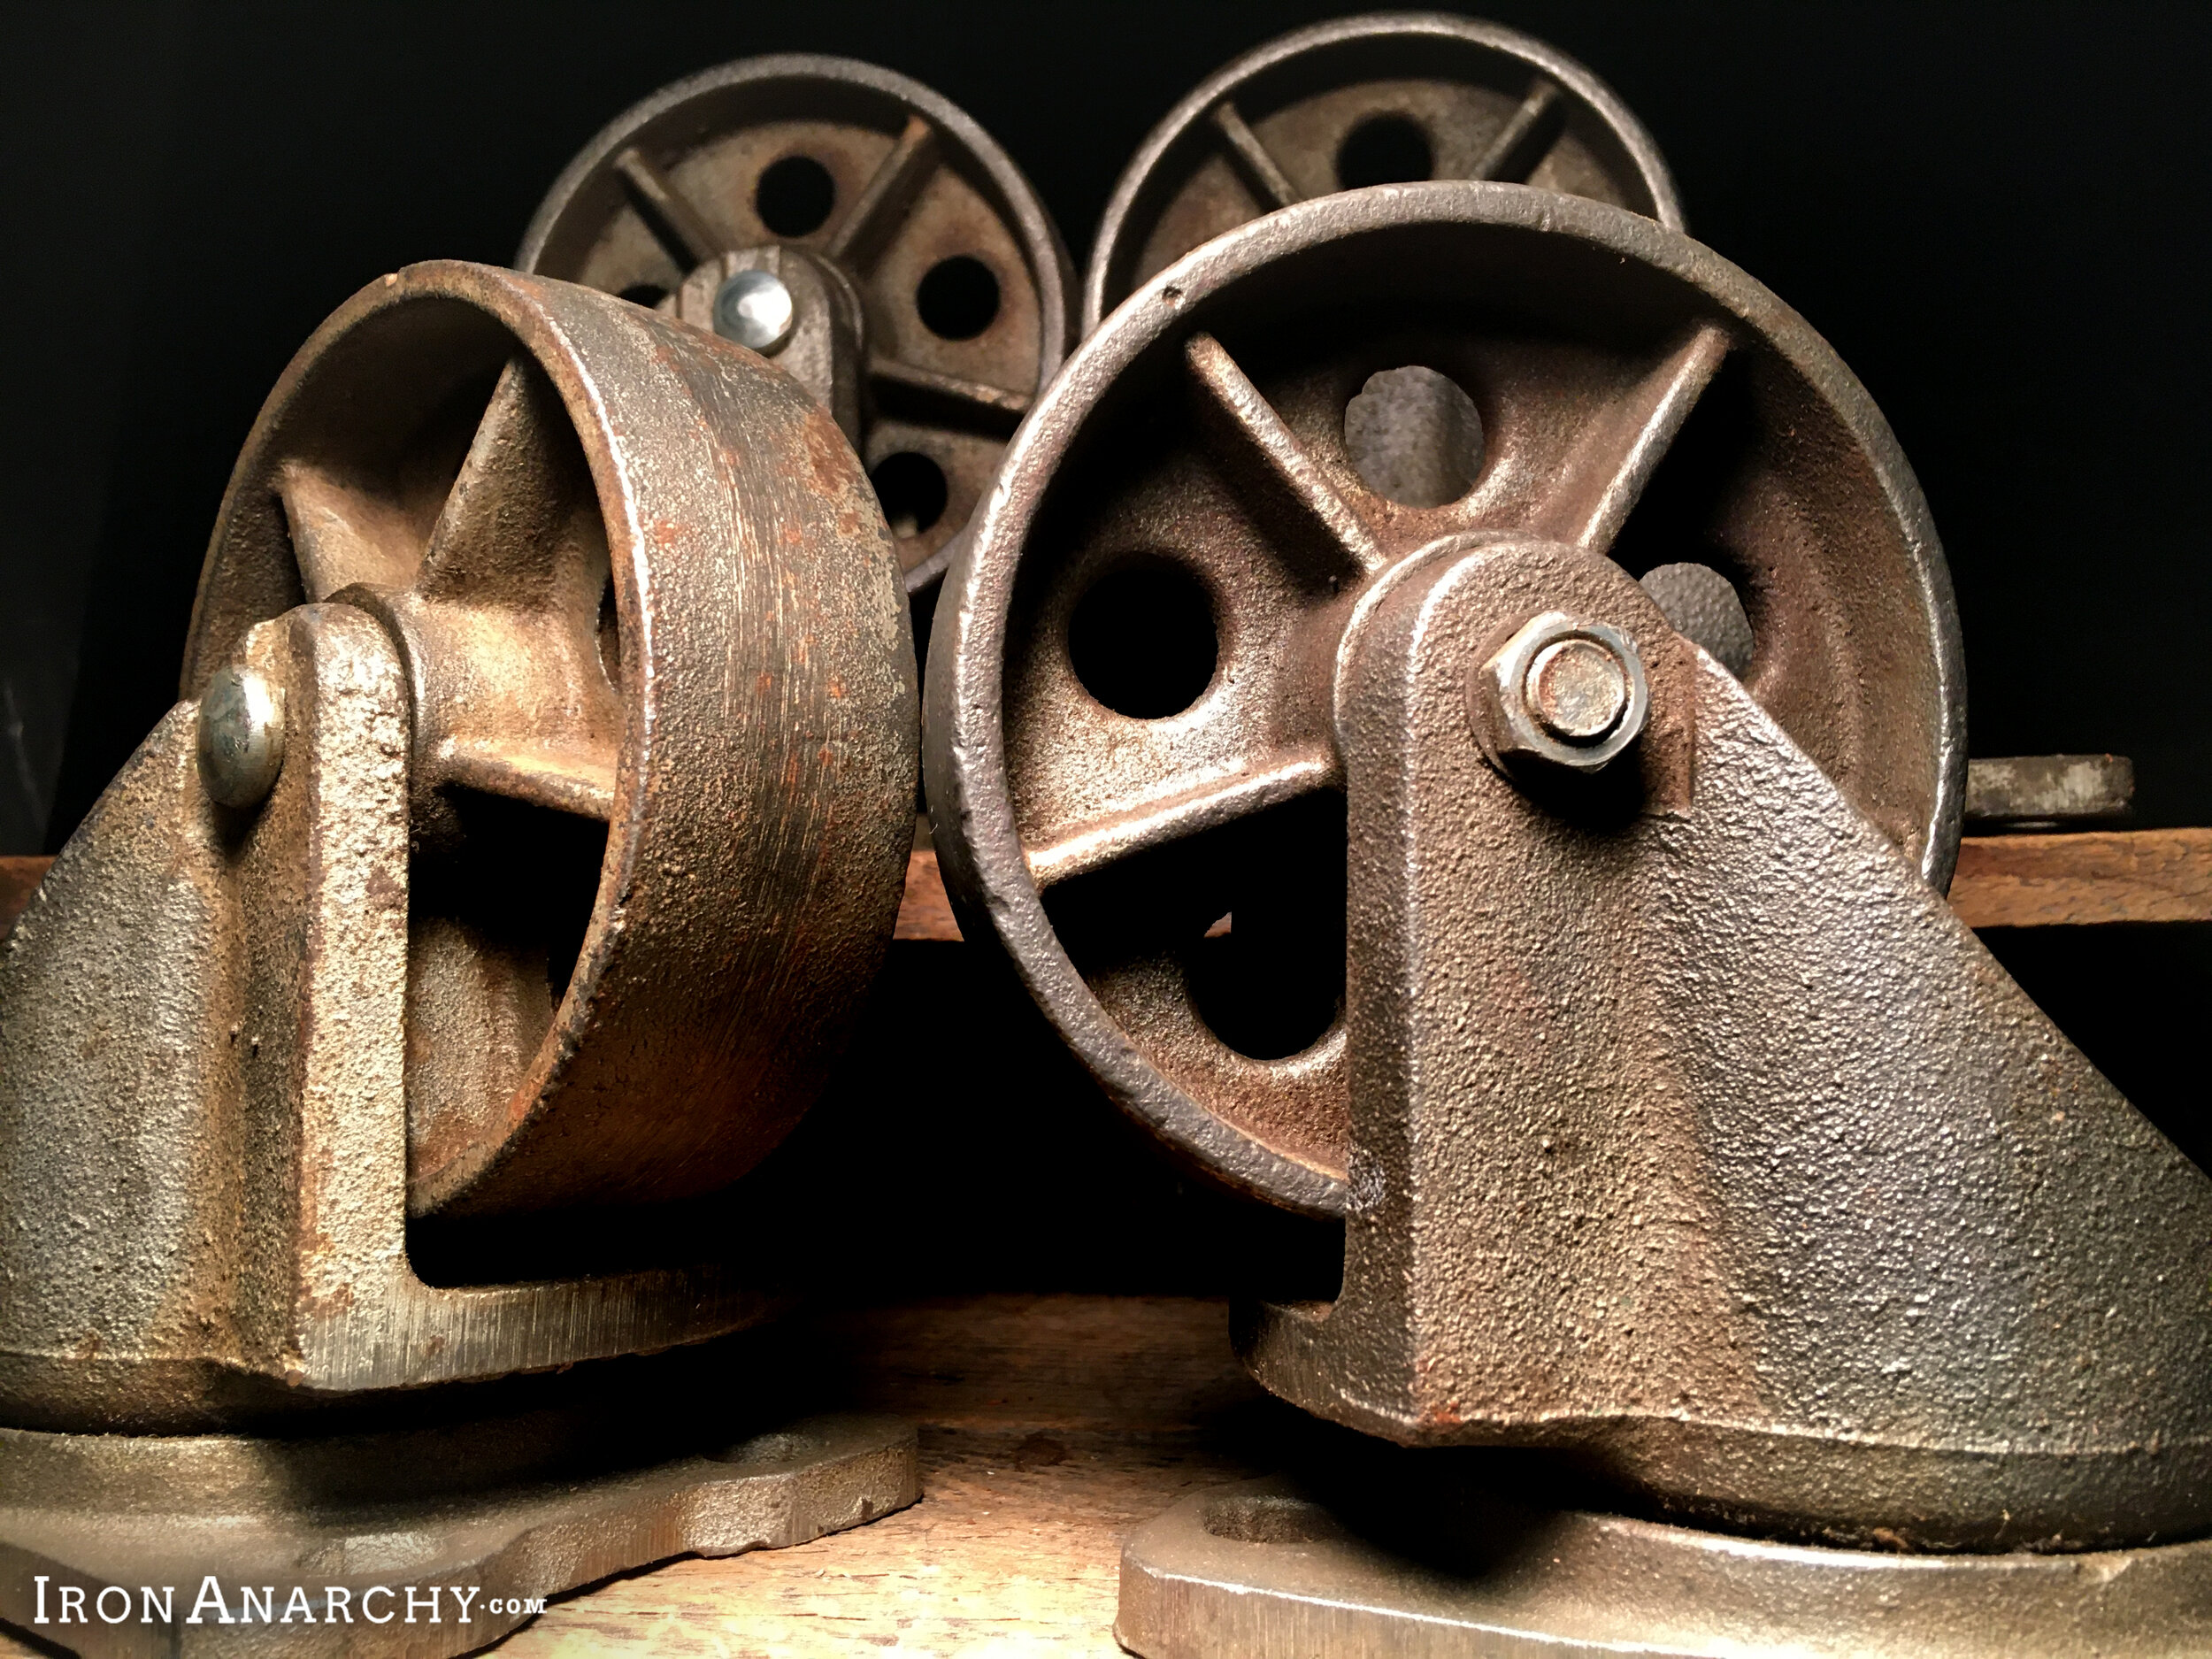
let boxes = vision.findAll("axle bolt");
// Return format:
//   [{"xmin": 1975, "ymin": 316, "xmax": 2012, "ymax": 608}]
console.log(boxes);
[
  {"xmin": 713, "ymin": 268, "xmax": 796, "ymax": 354},
  {"xmin": 1472, "ymin": 612, "xmax": 1648, "ymax": 778},
  {"xmin": 196, "ymin": 665, "xmax": 286, "ymax": 810},
  {"xmin": 1526, "ymin": 636, "xmax": 1632, "ymax": 743}
]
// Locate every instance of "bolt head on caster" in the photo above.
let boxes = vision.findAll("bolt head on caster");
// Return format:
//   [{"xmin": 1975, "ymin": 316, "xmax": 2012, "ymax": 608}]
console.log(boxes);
[
  {"xmin": 713, "ymin": 264, "xmax": 799, "ymax": 351},
  {"xmin": 194, "ymin": 663, "xmax": 285, "ymax": 808},
  {"xmin": 927, "ymin": 170, "xmax": 2212, "ymax": 1653},
  {"xmin": 1471, "ymin": 611, "xmax": 1649, "ymax": 778},
  {"xmin": 0, "ymin": 257, "xmax": 927, "ymax": 1640}
]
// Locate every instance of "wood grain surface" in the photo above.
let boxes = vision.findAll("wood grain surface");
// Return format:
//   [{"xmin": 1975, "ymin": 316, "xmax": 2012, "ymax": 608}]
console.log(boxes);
[
  {"xmin": 0, "ymin": 857, "xmax": 40, "ymax": 941},
  {"xmin": 1948, "ymin": 826, "xmax": 2212, "ymax": 929},
  {"xmin": 12, "ymin": 833, "xmax": 2212, "ymax": 946},
  {"xmin": 510, "ymin": 1295, "xmax": 1267, "ymax": 1655},
  {"xmin": 895, "ymin": 849, "xmax": 961, "ymax": 942},
  {"xmin": 0, "ymin": 1297, "xmax": 1263, "ymax": 1658}
]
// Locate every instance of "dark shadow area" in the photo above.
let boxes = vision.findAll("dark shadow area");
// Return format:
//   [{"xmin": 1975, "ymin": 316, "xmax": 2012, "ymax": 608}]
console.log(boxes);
[
  {"xmin": 411, "ymin": 791, "xmax": 607, "ymax": 1006},
  {"xmin": 1066, "ymin": 557, "xmax": 1219, "ymax": 718},
  {"xmin": 1335, "ymin": 112, "xmax": 1433, "ymax": 188},
  {"xmin": 1981, "ymin": 921, "xmax": 2212, "ymax": 1177},
  {"xmin": 411, "ymin": 938, "xmax": 1348, "ymax": 1300},
  {"xmin": 870, "ymin": 449, "xmax": 949, "ymax": 538},
  {"xmin": 756, "ymin": 152, "xmax": 837, "ymax": 237},
  {"xmin": 915, "ymin": 254, "xmax": 1002, "ymax": 340}
]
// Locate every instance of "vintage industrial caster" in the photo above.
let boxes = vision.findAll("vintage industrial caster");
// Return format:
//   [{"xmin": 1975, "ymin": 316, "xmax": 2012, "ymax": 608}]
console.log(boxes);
[
  {"xmin": 1084, "ymin": 12, "xmax": 1683, "ymax": 334},
  {"xmin": 927, "ymin": 182, "xmax": 2212, "ymax": 1654},
  {"xmin": 0, "ymin": 261, "xmax": 921, "ymax": 1655},
  {"xmin": 518, "ymin": 53, "xmax": 1076, "ymax": 596}
]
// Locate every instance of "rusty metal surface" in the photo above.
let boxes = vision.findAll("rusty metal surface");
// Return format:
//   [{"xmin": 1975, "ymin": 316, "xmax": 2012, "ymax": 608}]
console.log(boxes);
[
  {"xmin": 0, "ymin": 606, "xmax": 777, "ymax": 1429},
  {"xmin": 1118, "ymin": 1477, "xmax": 2212, "ymax": 1658},
  {"xmin": 26, "ymin": 834, "xmax": 2212, "ymax": 950},
  {"xmin": 181, "ymin": 260, "xmax": 917, "ymax": 1220},
  {"xmin": 1, "ymin": 1409, "xmax": 916, "ymax": 1658},
  {"xmin": 1083, "ymin": 12, "xmax": 1684, "ymax": 333},
  {"xmin": 1964, "ymin": 752, "xmax": 2133, "ymax": 831},
  {"xmin": 0, "ymin": 263, "xmax": 918, "ymax": 1429},
  {"xmin": 926, "ymin": 183, "xmax": 1965, "ymax": 1216},
  {"xmin": 21, "ymin": 837, "xmax": 2212, "ymax": 949},
  {"xmin": 517, "ymin": 54, "xmax": 1076, "ymax": 592},
  {"xmin": 1239, "ymin": 536, "xmax": 2212, "ymax": 1550}
]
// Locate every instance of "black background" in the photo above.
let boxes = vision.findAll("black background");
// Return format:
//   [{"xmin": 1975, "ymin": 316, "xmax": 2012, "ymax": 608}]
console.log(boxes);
[{"xmin": 3, "ymin": 3, "xmax": 2208, "ymax": 1291}]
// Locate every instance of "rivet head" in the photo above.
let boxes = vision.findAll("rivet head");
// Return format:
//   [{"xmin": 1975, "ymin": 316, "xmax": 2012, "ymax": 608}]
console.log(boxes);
[
  {"xmin": 713, "ymin": 268, "xmax": 796, "ymax": 354},
  {"xmin": 1472, "ymin": 612, "xmax": 1649, "ymax": 779},
  {"xmin": 197, "ymin": 666, "xmax": 286, "ymax": 810}
]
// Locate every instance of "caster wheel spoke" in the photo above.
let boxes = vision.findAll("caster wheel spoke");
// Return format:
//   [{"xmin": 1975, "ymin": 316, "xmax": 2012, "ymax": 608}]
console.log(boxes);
[
  {"xmin": 932, "ymin": 188, "xmax": 1964, "ymax": 1216},
  {"xmin": 184, "ymin": 261, "xmax": 917, "ymax": 1221},
  {"xmin": 519, "ymin": 55, "xmax": 1075, "ymax": 595},
  {"xmin": 613, "ymin": 144, "xmax": 725, "ymax": 269},
  {"xmin": 827, "ymin": 112, "xmax": 941, "ymax": 268},
  {"xmin": 1086, "ymin": 15, "xmax": 1685, "ymax": 333}
]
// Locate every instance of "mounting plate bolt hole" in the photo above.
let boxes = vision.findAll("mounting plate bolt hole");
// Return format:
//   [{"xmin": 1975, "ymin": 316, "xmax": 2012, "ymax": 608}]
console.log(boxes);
[
  {"xmin": 757, "ymin": 155, "xmax": 836, "ymax": 238},
  {"xmin": 871, "ymin": 451, "xmax": 949, "ymax": 539},
  {"xmin": 707, "ymin": 1429, "xmax": 826, "ymax": 1468},
  {"xmin": 918, "ymin": 255, "xmax": 1001, "ymax": 340},
  {"xmin": 1336, "ymin": 114, "xmax": 1432, "ymax": 189},
  {"xmin": 1068, "ymin": 560, "xmax": 1217, "ymax": 719},
  {"xmin": 1203, "ymin": 1492, "xmax": 1343, "ymax": 1545},
  {"xmin": 1345, "ymin": 366, "xmax": 1483, "ymax": 507}
]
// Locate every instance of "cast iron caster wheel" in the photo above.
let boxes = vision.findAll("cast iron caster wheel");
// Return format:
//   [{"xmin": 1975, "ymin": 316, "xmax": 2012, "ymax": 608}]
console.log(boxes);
[
  {"xmin": 1082, "ymin": 12, "xmax": 1685, "ymax": 333},
  {"xmin": 518, "ymin": 55, "xmax": 1078, "ymax": 596},
  {"xmin": 928, "ymin": 185, "xmax": 1964, "ymax": 1217},
  {"xmin": 184, "ymin": 261, "xmax": 918, "ymax": 1219}
]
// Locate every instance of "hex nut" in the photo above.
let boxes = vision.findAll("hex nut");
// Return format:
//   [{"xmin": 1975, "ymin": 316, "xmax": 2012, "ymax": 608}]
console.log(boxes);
[
  {"xmin": 196, "ymin": 664, "xmax": 286, "ymax": 810},
  {"xmin": 1471, "ymin": 611, "xmax": 1649, "ymax": 778}
]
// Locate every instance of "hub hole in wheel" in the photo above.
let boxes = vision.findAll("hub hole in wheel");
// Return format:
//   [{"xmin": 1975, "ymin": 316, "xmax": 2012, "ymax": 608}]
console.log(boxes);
[
  {"xmin": 1068, "ymin": 560, "xmax": 1217, "ymax": 719},
  {"xmin": 1639, "ymin": 562, "xmax": 1755, "ymax": 677},
  {"xmin": 1189, "ymin": 923, "xmax": 1341, "ymax": 1060},
  {"xmin": 1336, "ymin": 114, "xmax": 1432, "ymax": 188},
  {"xmin": 1186, "ymin": 796, "xmax": 1344, "ymax": 1061},
  {"xmin": 617, "ymin": 282, "xmax": 668, "ymax": 309},
  {"xmin": 1345, "ymin": 366, "xmax": 1483, "ymax": 507},
  {"xmin": 917, "ymin": 256, "xmax": 1001, "ymax": 340},
  {"xmin": 757, "ymin": 155, "xmax": 836, "ymax": 237},
  {"xmin": 872, "ymin": 451, "xmax": 949, "ymax": 539}
]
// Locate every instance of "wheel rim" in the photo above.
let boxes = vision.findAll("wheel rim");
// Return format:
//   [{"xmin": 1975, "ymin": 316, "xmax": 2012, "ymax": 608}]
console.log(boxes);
[
  {"xmin": 185, "ymin": 261, "xmax": 918, "ymax": 1217},
  {"xmin": 931, "ymin": 185, "xmax": 1964, "ymax": 1216},
  {"xmin": 518, "ymin": 54, "xmax": 1077, "ymax": 595},
  {"xmin": 1083, "ymin": 12, "xmax": 1686, "ymax": 334}
]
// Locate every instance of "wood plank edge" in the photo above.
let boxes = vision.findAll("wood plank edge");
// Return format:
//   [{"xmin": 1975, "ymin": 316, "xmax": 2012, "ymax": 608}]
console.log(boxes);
[{"xmin": 12, "ymin": 830, "xmax": 2212, "ymax": 945}]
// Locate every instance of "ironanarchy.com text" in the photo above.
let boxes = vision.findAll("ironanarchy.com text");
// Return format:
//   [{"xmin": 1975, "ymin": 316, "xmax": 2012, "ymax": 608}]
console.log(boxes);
[{"xmin": 31, "ymin": 1576, "xmax": 548, "ymax": 1626}]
